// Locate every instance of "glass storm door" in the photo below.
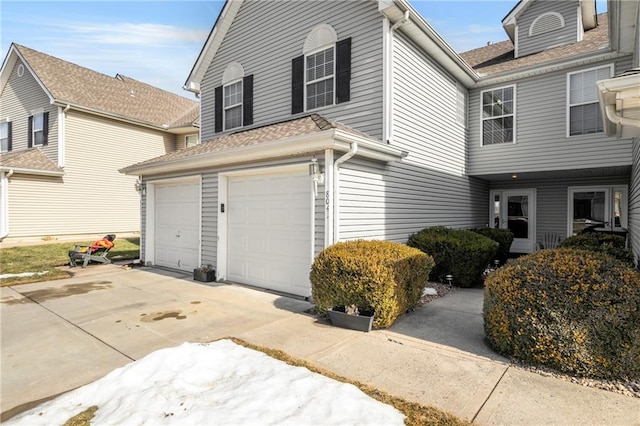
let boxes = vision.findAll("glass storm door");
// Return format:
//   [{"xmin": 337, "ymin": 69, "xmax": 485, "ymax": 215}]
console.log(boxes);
[
  {"xmin": 491, "ymin": 189, "xmax": 536, "ymax": 253},
  {"xmin": 568, "ymin": 186, "xmax": 627, "ymax": 236}
]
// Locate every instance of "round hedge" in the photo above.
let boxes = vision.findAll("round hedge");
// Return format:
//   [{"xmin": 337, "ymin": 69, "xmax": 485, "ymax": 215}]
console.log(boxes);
[
  {"xmin": 310, "ymin": 240, "xmax": 434, "ymax": 329},
  {"xmin": 407, "ymin": 226, "xmax": 497, "ymax": 287},
  {"xmin": 558, "ymin": 233, "xmax": 634, "ymax": 266},
  {"xmin": 470, "ymin": 227, "xmax": 514, "ymax": 264},
  {"xmin": 484, "ymin": 248, "xmax": 640, "ymax": 379}
]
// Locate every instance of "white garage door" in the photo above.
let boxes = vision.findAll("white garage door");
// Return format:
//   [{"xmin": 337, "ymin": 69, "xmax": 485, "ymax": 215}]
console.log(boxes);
[
  {"xmin": 154, "ymin": 180, "xmax": 200, "ymax": 272},
  {"xmin": 227, "ymin": 170, "xmax": 312, "ymax": 297}
]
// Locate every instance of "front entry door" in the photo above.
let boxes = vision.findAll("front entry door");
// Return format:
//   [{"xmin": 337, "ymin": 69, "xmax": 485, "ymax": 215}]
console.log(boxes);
[{"xmin": 491, "ymin": 189, "xmax": 536, "ymax": 253}]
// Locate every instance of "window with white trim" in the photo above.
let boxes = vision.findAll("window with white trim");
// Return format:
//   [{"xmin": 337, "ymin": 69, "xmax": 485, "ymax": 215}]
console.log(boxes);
[
  {"xmin": 568, "ymin": 65, "xmax": 612, "ymax": 136},
  {"xmin": 481, "ymin": 86, "xmax": 515, "ymax": 145},
  {"xmin": 185, "ymin": 134, "xmax": 198, "ymax": 148},
  {"xmin": 223, "ymin": 80, "xmax": 243, "ymax": 130},
  {"xmin": 29, "ymin": 112, "xmax": 48, "ymax": 147},
  {"xmin": 306, "ymin": 46, "xmax": 335, "ymax": 110},
  {"xmin": 0, "ymin": 121, "xmax": 11, "ymax": 152}
]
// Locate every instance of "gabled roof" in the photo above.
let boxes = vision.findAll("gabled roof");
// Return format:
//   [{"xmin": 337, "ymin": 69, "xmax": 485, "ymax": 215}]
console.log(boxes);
[
  {"xmin": 0, "ymin": 44, "xmax": 199, "ymax": 131},
  {"xmin": 502, "ymin": 0, "xmax": 597, "ymax": 42},
  {"xmin": 121, "ymin": 114, "xmax": 406, "ymax": 176},
  {"xmin": 0, "ymin": 148, "xmax": 64, "ymax": 175},
  {"xmin": 460, "ymin": 13, "xmax": 610, "ymax": 78}
]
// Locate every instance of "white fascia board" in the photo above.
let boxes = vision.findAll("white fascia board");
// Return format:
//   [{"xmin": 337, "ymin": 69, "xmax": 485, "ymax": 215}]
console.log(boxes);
[
  {"xmin": 123, "ymin": 130, "xmax": 406, "ymax": 176},
  {"xmin": 382, "ymin": 0, "xmax": 478, "ymax": 87},
  {"xmin": 0, "ymin": 167, "xmax": 64, "ymax": 176},
  {"xmin": 183, "ymin": 0, "xmax": 243, "ymax": 94},
  {"xmin": 476, "ymin": 51, "xmax": 622, "ymax": 88}
]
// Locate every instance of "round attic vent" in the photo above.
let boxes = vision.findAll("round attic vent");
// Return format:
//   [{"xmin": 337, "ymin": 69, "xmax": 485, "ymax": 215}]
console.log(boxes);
[{"xmin": 17, "ymin": 64, "xmax": 24, "ymax": 77}]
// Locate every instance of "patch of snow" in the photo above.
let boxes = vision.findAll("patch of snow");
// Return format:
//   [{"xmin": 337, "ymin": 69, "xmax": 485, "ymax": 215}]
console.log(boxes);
[
  {"xmin": 422, "ymin": 287, "xmax": 438, "ymax": 297},
  {"xmin": 0, "ymin": 271, "xmax": 49, "ymax": 280},
  {"xmin": 5, "ymin": 340, "xmax": 405, "ymax": 425}
]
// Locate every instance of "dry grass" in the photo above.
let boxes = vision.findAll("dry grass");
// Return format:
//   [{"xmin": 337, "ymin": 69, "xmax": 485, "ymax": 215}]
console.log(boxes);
[
  {"xmin": 62, "ymin": 405, "xmax": 97, "ymax": 426},
  {"xmin": 0, "ymin": 238, "xmax": 140, "ymax": 287}
]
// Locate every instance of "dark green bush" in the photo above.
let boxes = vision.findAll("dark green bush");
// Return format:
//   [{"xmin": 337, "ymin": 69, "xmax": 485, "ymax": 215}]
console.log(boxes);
[
  {"xmin": 484, "ymin": 248, "xmax": 640, "ymax": 379},
  {"xmin": 310, "ymin": 240, "xmax": 434, "ymax": 329},
  {"xmin": 470, "ymin": 227, "xmax": 514, "ymax": 263},
  {"xmin": 559, "ymin": 233, "xmax": 634, "ymax": 266},
  {"xmin": 407, "ymin": 226, "xmax": 497, "ymax": 287}
]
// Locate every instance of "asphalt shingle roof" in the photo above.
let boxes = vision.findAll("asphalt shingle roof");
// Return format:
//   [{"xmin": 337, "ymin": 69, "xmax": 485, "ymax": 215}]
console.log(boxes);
[
  {"xmin": 460, "ymin": 13, "xmax": 610, "ymax": 76},
  {"xmin": 14, "ymin": 44, "xmax": 199, "ymax": 128},
  {"xmin": 121, "ymin": 114, "xmax": 374, "ymax": 172},
  {"xmin": 0, "ymin": 148, "xmax": 63, "ymax": 173}
]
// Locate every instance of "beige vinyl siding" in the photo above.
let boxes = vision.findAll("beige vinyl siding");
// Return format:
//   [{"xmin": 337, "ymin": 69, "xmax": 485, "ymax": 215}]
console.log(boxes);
[
  {"xmin": 338, "ymin": 158, "xmax": 488, "ymax": 243},
  {"xmin": 490, "ymin": 174, "xmax": 630, "ymax": 243},
  {"xmin": 630, "ymin": 138, "xmax": 640, "ymax": 265},
  {"xmin": 517, "ymin": 0, "xmax": 579, "ymax": 57},
  {"xmin": 392, "ymin": 31, "xmax": 466, "ymax": 173},
  {"xmin": 0, "ymin": 58, "xmax": 58, "ymax": 162},
  {"xmin": 201, "ymin": 0, "xmax": 384, "ymax": 142},
  {"xmin": 467, "ymin": 56, "xmax": 634, "ymax": 177},
  {"xmin": 6, "ymin": 111, "xmax": 175, "ymax": 237}
]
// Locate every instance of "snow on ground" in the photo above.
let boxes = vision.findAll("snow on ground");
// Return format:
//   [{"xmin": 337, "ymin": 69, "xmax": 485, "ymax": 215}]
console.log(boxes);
[
  {"xmin": 6, "ymin": 340, "xmax": 405, "ymax": 425},
  {"xmin": 0, "ymin": 271, "xmax": 49, "ymax": 279}
]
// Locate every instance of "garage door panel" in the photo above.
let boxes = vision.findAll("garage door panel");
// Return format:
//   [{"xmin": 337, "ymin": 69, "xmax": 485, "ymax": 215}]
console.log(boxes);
[
  {"xmin": 154, "ymin": 181, "xmax": 200, "ymax": 272},
  {"xmin": 228, "ymin": 170, "xmax": 312, "ymax": 297}
]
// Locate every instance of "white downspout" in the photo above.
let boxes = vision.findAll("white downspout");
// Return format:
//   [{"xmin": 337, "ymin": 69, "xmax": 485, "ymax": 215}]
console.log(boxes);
[
  {"xmin": 385, "ymin": 11, "xmax": 410, "ymax": 145},
  {"xmin": 58, "ymin": 104, "xmax": 70, "ymax": 168},
  {"xmin": 0, "ymin": 169, "xmax": 13, "ymax": 239},
  {"xmin": 333, "ymin": 143, "xmax": 358, "ymax": 243},
  {"xmin": 605, "ymin": 104, "xmax": 640, "ymax": 129}
]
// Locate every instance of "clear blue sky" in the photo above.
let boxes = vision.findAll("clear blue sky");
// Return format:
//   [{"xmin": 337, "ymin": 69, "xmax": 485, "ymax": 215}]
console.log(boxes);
[{"xmin": 1, "ymin": 0, "xmax": 607, "ymax": 98}]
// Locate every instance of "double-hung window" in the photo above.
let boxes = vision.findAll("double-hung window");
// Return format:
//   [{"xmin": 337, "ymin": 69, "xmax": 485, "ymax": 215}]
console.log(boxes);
[
  {"xmin": 481, "ymin": 86, "xmax": 515, "ymax": 145},
  {"xmin": 305, "ymin": 46, "xmax": 334, "ymax": 110},
  {"xmin": 185, "ymin": 134, "xmax": 198, "ymax": 148},
  {"xmin": 223, "ymin": 80, "xmax": 243, "ymax": 131},
  {"xmin": 28, "ymin": 112, "xmax": 48, "ymax": 147},
  {"xmin": 0, "ymin": 121, "xmax": 11, "ymax": 152},
  {"xmin": 568, "ymin": 65, "xmax": 612, "ymax": 136}
]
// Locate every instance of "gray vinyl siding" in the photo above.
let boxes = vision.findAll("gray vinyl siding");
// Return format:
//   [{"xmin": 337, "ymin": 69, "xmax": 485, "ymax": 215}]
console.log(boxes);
[
  {"xmin": 467, "ymin": 56, "xmax": 634, "ymax": 176},
  {"xmin": 338, "ymin": 158, "xmax": 488, "ymax": 243},
  {"xmin": 200, "ymin": 0, "xmax": 384, "ymax": 142},
  {"xmin": 0, "ymin": 58, "xmax": 58, "ymax": 162},
  {"xmin": 517, "ymin": 0, "xmax": 579, "ymax": 57},
  {"xmin": 490, "ymin": 174, "xmax": 630, "ymax": 244},
  {"xmin": 629, "ymin": 138, "xmax": 640, "ymax": 265},
  {"xmin": 392, "ymin": 31, "xmax": 466, "ymax": 173}
]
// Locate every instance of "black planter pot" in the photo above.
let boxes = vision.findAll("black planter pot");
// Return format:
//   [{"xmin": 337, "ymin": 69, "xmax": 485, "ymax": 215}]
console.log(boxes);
[
  {"xmin": 327, "ymin": 307, "xmax": 374, "ymax": 332},
  {"xmin": 193, "ymin": 269, "xmax": 215, "ymax": 282}
]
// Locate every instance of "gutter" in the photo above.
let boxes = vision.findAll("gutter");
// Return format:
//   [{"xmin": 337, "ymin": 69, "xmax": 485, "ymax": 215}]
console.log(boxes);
[
  {"xmin": 0, "ymin": 167, "xmax": 64, "ymax": 177},
  {"xmin": 332, "ymin": 143, "xmax": 358, "ymax": 244},
  {"xmin": 605, "ymin": 104, "xmax": 640, "ymax": 128}
]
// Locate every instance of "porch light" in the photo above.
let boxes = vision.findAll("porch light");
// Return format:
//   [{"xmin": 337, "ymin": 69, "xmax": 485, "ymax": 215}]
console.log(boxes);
[
  {"xmin": 134, "ymin": 179, "xmax": 145, "ymax": 195},
  {"xmin": 309, "ymin": 159, "xmax": 324, "ymax": 197},
  {"xmin": 511, "ymin": 174, "xmax": 518, "ymax": 180}
]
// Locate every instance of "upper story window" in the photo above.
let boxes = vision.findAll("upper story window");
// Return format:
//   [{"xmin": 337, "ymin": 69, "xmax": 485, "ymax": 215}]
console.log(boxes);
[
  {"xmin": 0, "ymin": 121, "xmax": 12, "ymax": 152},
  {"xmin": 291, "ymin": 24, "xmax": 351, "ymax": 114},
  {"xmin": 185, "ymin": 134, "xmax": 198, "ymax": 148},
  {"xmin": 214, "ymin": 62, "xmax": 253, "ymax": 133},
  {"xmin": 28, "ymin": 111, "xmax": 49, "ymax": 147},
  {"xmin": 306, "ymin": 46, "xmax": 334, "ymax": 110},
  {"xmin": 567, "ymin": 65, "xmax": 612, "ymax": 136},
  {"xmin": 529, "ymin": 12, "xmax": 565, "ymax": 37},
  {"xmin": 481, "ymin": 86, "xmax": 515, "ymax": 145}
]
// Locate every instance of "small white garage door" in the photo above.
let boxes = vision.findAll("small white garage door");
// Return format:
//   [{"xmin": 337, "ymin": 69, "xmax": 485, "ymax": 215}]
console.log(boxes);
[
  {"xmin": 227, "ymin": 170, "xmax": 312, "ymax": 297},
  {"xmin": 154, "ymin": 180, "xmax": 200, "ymax": 272}
]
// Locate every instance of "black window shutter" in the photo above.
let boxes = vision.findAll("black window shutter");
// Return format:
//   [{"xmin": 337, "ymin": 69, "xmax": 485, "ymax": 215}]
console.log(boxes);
[
  {"xmin": 7, "ymin": 122, "xmax": 12, "ymax": 151},
  {"xmin": 291, "ymin": 55, "xmax": 304, "ymax": 114},
  {"xmin": 336, "ymin": 37, "xmax": 352, "ymax": 104},
  {"xmin": 214, "ymin": 85, "xmax": 223, "ymax": 133},
  {"xmin": 243, "ymin": 74, "xmax": 253, "ymax": 126},
  {"xmin": 28, "ymin": 116, "xmax": 33, "ymax": 148},
  {"xmin": 42, "ymin": 112, "xmax": 49, "ymax": 145}
]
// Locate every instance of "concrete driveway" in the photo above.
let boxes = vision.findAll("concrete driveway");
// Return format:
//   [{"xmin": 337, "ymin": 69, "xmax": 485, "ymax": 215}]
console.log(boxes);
[{"xmin": 2, "ymin": 264, "xmax": 639, "ymax": 424}]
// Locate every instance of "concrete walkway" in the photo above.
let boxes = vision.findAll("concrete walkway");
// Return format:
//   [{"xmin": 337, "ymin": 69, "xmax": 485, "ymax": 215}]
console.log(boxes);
[{"xmin": 1, "ymin": 265, "xmax": 638, "ymax": 424}]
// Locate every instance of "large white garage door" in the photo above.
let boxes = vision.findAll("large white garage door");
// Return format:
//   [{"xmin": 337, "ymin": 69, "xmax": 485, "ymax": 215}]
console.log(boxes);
[
  {"xmin": 228, "ymin": 170, "xmax": 312, "ymax": 297},
  {"xmin": 155, "ymin": 180, "xmax": 200, "ymax": 272}
]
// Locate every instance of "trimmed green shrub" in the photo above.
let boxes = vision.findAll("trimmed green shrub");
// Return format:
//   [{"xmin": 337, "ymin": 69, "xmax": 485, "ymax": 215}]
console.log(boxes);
[
  {"xmin": 407, "ymin": 226, "xmax": 498, "ymax": 287},
  {"xmin": 470, "ymin": 227, "xmax": 514, "ymax": 263},
  {"xmin": 484, "ymin": 248, "xmax": 640, "ymax": 379},
  {"xmin": 310, "ymin": 240, "xmax": 434, "ymax": 329},
  {"xmin": 559, "ymin": 233, "xmax": 634, "ymax": 266}
]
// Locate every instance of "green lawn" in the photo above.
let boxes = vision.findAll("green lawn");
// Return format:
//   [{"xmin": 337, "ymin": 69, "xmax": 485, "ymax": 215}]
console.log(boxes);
[{"xmin": 1, "ymin": 238, "xmax": 140, "ymax": 287}]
